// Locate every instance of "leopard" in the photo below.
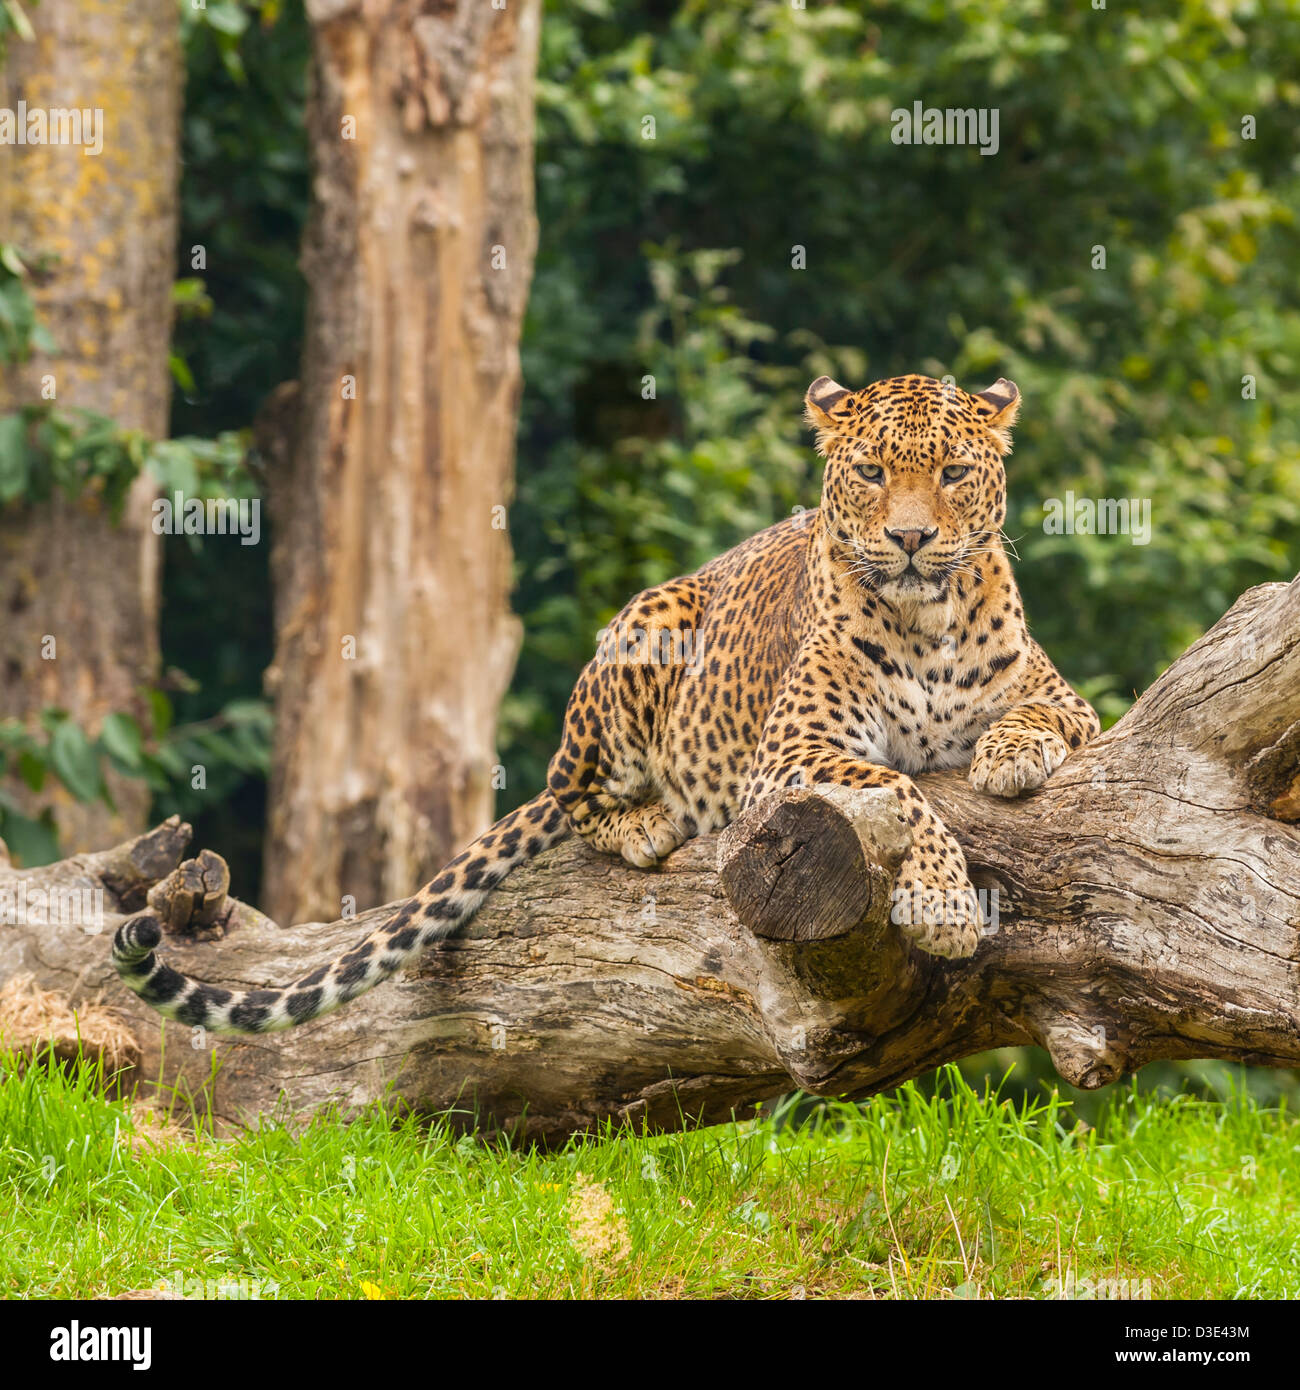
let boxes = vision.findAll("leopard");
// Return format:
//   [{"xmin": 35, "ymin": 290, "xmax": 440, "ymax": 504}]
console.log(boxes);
[{"xmin": 113, "ymin": 372, "xmax": 1099, "ymax": 1034}]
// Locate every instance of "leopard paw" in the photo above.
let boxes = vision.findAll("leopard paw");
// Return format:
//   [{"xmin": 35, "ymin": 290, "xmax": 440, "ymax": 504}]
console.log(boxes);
[
  {"xmin": 618, "ymin": 804, "xmax": 687, "ymax": 868},
  {"xmin": 968, "ymin": 725, "xmax": 1069, "ymax": 798},
  {"xmin": 891, "ymin": 875, "xmax": 984, "ymax": 959}
]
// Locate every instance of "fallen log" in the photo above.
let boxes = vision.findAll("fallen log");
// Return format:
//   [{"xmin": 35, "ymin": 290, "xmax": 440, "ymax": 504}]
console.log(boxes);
[{"xmin": 0, "ymin": 577, "xmax": 1297, "ymax": 1144}]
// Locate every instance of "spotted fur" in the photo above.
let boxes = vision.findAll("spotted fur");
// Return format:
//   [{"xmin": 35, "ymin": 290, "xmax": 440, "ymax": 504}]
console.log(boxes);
[{"xmin": 113, "ymin": 373, "xmax": 1098, "ymax": 1032}]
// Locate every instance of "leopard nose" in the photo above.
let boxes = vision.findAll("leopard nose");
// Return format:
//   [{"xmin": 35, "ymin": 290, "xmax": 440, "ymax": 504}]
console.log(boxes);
[{"xmin": 885, "ymin": 527, "xmax": 938, "ymax": 555}]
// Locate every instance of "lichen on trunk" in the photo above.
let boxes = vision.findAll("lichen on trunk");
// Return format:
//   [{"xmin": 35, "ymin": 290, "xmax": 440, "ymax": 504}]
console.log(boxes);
[{"xmin": 0, "ymin": 0, "xmax": 181, "ymax": 852}]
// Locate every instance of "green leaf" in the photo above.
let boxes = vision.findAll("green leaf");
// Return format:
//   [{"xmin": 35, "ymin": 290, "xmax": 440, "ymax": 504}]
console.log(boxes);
[
  {"xmin": 48, "ymin": 720, "xmax": 103, "ymax": 803},
  {"xmin": 0, "ymin": 721, "xmax": 29, "ymax": 750},
  {"xmin": 138, "ymin": 752, "xmax": 177, "ymax": 794},
  {"xmin": 170, "ymin": 277, "xmax": 210, "ymax": 307},
  {"xmin": 17, "ymin": 747, "xmax": 45, "ymax": 792},
  {"xmin": 146, "ymin": 689, "xmax": 173, "ymax": 739},
  {"xmin": 99, "ymin": 712, "xmax": 143, "ymax": 771},
  {"xmin": 0, "ymin": 808, "xmax": 60, "ymax": 868},
  {"xmin": 193, "ymin": 729, "xmax": 249, "ymax": 768},
  {"xmin": 1, "ymin": 0, "xmax": 37, "ymax": 45},
  {"xmin": 148, "ymin": 744, "xmax": 190, "ymax": 781},
  {"xmin": 168, "ymin": 352, "xmax": 197, "ymax": 394},
  {"xmin": 0, "ymin": 412, "xmax": 30, "ymax": 501},
  {"xmin": 220, "ymin": 698, "xmax": 272, "ymax": 726},
  {"xmin": 205, "ymin": 1, "xmax": 250, "ymax": 37}
]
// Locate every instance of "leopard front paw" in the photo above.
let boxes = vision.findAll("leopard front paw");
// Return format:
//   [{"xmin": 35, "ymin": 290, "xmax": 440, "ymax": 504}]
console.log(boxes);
[
  {"xmin": 968, "ymin": 725, "xmax": 1069, "ymax": 798},
  {"xmin": 890, "ymin": 874, "xmax": 984, "ymax": 959},
  {"xmin": 618, "ymin": 804, "xmax": 687, "ymax": 868}
]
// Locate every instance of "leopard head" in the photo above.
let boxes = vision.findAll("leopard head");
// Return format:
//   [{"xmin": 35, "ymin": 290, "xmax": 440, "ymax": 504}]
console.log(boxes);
[{"xmin": 807, "ymin": 372, "xmax": 1019, "ymax": 607}]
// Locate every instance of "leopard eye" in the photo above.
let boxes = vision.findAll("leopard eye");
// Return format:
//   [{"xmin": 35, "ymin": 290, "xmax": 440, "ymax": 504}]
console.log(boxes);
[
  {"xmin": 854, "ymin": 462, "xmax": 884, "ymax": 484},
  {"xmin": 941, "ymin": 464, "xmax": 971, "ymax": 484}
]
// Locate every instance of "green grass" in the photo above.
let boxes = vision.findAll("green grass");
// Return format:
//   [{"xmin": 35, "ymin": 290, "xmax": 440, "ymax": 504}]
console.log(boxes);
[{"xmin": 0, "ymin": 1056, "xmax": 1293, "ymax": 1299}]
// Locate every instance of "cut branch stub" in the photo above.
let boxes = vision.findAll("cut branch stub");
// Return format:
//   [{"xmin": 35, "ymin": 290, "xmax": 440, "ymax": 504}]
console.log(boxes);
[
  {"xmin": 720, "ymin": 783, "xmax": 930, "ymax": 1080},
  {"xmin": 717, "ymin": 782, "xmax": 911, "ymax": 941},
  {"xmin": 90, "ymin": 815, "xmax": 192, "ymax": 913},
  {"xmin": 147, "ymin": 848, "xmax": 233, "ymax": 939}
]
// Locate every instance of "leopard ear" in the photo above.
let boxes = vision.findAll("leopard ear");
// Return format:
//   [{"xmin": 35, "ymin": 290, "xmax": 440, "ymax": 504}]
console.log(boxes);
[
  {"xmin": 804, "ymin": 376, "xmax": 854, "ymax": 431},
  {"xmin": 973, "ymin": 377, "xmax": 1021, "ymax": 433}
]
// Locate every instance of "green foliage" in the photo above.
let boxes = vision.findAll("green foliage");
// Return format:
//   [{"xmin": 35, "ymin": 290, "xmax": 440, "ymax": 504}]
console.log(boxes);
[
  {"xmin": 4, "ymin": 1056, "xmax": 1298, "ymax": 1298},
  {"xmin": 0, "ymin": 405, "xmax": 249, "ymax": 516},
  {"xmin": 144, "ymin": 697, "xmax": 274, "ymax": 834},
  {"xmin": 172, "ymin": 0, "xmax": 309, "ymax": 438},
  {"xmin": 0, "ymin": 58, "xmax": 267, "ymax": 868},
  {"xmin": 0, "ymin": 0, "xmax": 36, "ymax": 53},
  {"xmin": 505, "ymin": 0, "xmax": 1300, "ymax": 789},
  {"xmin": 0, "ymin": 243, "xmax": 55, "ymax": 364},
  {"xmin": 0, "ymin": 713, "xmax": 104, "ymax": 866},
  {"xmin": 0, "ymin": 697, "xmax": 272, "ymax": 868},
  {"xmin": 0, "ymin": 393, "xmax": 264, "ymax": 868}
]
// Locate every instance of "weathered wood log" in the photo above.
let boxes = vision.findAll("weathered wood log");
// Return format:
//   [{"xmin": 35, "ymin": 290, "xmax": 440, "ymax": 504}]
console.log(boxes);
[{"xmin": 0, "ymin": 578, "xmax": 1297, "ymax": 1145}]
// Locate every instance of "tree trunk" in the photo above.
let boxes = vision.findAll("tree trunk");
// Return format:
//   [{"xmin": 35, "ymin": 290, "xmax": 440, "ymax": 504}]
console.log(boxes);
[
  {"xmin": 3, "ymin": 578, "xmax": 1298, "ymax": 1144},
  {"xmin": 0, "ymin": 0, "xmax": 181, "ymax": 853},
  {"xmin": 261, "ymin": 0, "xmax": 541, "ymax": 926}
]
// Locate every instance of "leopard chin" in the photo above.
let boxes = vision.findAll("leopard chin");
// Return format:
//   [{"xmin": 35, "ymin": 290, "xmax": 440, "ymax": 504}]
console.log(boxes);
[
  {"xmin": 878, "ymin": 569, "xmax": 950, "ymax": 611},
  {"xmin": 888, "ymin": 586, "xmax": 956, "ymax": 637}
]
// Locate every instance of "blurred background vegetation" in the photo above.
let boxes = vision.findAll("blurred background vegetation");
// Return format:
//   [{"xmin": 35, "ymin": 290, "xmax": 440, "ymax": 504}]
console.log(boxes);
[
  {"xmin": 168, "ymin": 0, "xmax": 1300, "ymax": 819},
  {"xmin": 9, "ymin": 0, "xmax": 1300, "ymax": 1110}
]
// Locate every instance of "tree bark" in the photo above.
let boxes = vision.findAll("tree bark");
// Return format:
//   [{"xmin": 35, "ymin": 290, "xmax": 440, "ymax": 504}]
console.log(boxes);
[
  {"xmin": 2, "ymin": 578, "xmax": 1297, "ymax": 1144},
  {"xmin": 0, "ymin": 0, "xmax": 181, "ymax": 853},
  {"xmin": 261, "ymin": 0, "xmax": 541, "ymax": 926}
]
